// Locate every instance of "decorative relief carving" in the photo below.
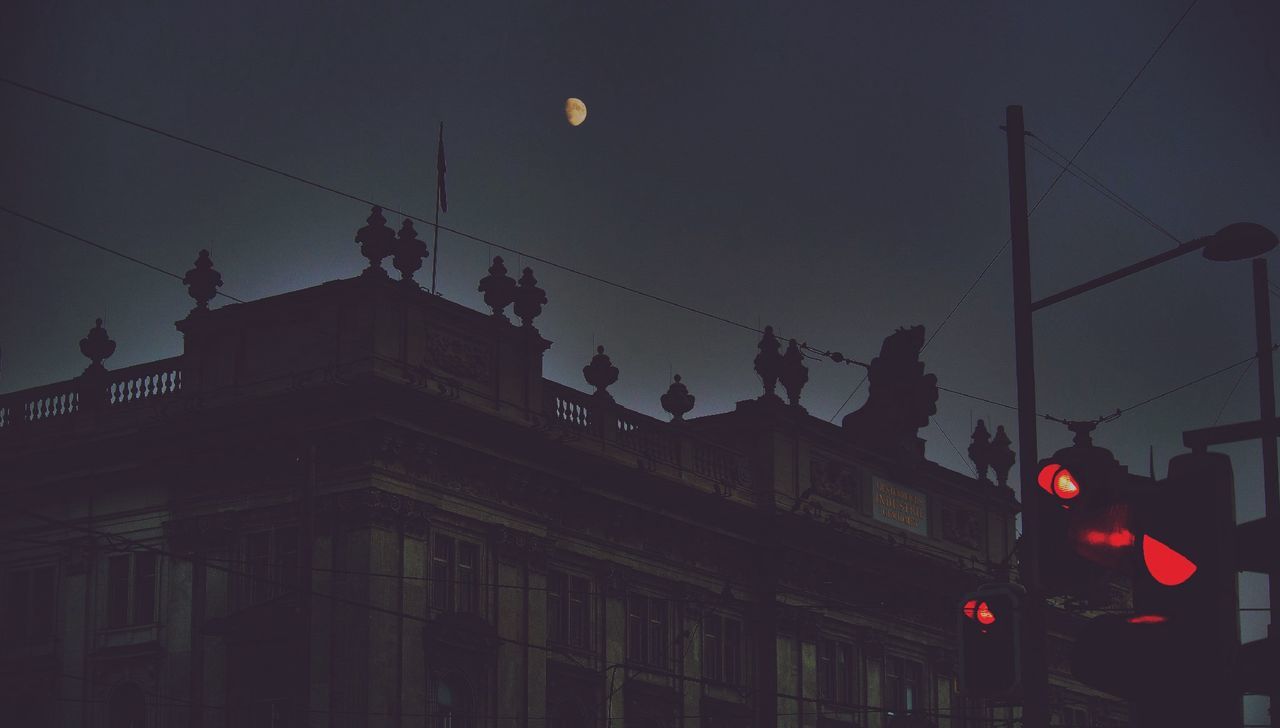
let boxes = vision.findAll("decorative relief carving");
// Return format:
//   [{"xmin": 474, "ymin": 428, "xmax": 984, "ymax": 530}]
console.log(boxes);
[
  {"xmin": 328, "ymin": 488, "xmax": 433, "ymax": 533},
  {"xmin": 808, "ymin": 453, "xmax": 862, "ymax": 506},
  {"xmin": 423, "ymin": 328, "xmax": 492, "ymax": 383},
  {"xmin": 940, "ymin": 504, "xmax": 982, "ymax": 550},
  {"xmin": 489, "ymin": 525, "xmax": 554, "ymax": 567}
]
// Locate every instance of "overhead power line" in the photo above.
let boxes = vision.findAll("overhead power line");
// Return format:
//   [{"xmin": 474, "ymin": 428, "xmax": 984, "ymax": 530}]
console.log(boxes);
[
  {"xmin": 0, "ymin": 75, "xmax": 819, "ymax": 353},
  {"xmin": 0, "ymin": 204, "xmax": 245, "ymax": 303},
  {"xmin": 6, "ymin": 196, "xmax": 1252, "ymax": 454},
  {"xmin": 828, "ymin": 0, "xmax": 1203, "ymax": 421},
  {"xmin": 0, "ymin": 75, "xmax": 857, "ymax": 366}
]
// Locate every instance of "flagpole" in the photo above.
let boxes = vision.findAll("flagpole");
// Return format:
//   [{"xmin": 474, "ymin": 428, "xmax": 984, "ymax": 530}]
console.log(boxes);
[
  {"xmin": 430, "ymin": 186, "xmax": 441, "ymax": 294},
  {"xmin": 431, "ymin": 121, "xmax": 443, "ymax": 295}
]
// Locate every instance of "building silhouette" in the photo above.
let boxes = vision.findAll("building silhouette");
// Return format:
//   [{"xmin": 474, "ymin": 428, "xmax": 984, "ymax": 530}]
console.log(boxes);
[{"xmin": 0, "ymin": 207, "xmax": 1127, "ymax": 727}]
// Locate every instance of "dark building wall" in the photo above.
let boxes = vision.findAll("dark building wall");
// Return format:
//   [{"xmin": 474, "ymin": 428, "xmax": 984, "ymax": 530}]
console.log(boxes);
[{"xmin": 0, "ymin": 271, "xmax": 1125, "ymax": 727}]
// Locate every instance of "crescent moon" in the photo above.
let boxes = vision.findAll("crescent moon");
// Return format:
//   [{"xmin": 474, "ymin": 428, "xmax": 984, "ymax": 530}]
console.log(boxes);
[{"xmin": 565, "ymin": 98, "xmax": 587, "ymax": 126}]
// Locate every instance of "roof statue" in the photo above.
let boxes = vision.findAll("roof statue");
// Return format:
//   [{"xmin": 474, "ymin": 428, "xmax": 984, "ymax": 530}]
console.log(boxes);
[
  {"xmin": 182, "ymin": 249, "xmax": 223, "ymax": 315},
  {"xmin": 478, "ymin": 256, "xmax": 517, "ymax": 319},
  {"xmin": 753, "ymin": 325, "xmax": 783, "ymax": 401},
  {"xmin": 79, "ymin": 318, "xmax": 116, "ymax": 375},
  {"xmin": 391, "ymin": 219, "xmax": 428, "ymax": 287},
  {"xmin": 583, "ymin": 345, "xmax": 619, "ymax": 400},
  {"xmin": 779, "ymin": 339, "xmax": 809, "ymax": 407},
  {"xmin": 841, "ymin": 325, "xmax": 939, "ymax": 459},
  {"xmin": 988, "ymin": 425, "xmax": 1016, "ymax": 487},
  {"xmin": 660, "ymin": 374, "xmax": 695, "ymax": 421},
  {"xmin": 512, "ymin": 267, "xmax": 548, "ymax": 327},
  {"xmin": 968, "ymin": 419, "xmax": 992, "ymax": 482},
  {"xmin": 355, "ymin": 205, "xmax": 395, "ymax": 277}
]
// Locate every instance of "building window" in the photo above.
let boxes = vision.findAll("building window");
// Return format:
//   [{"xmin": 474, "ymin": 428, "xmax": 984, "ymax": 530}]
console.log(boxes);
[
  {"xmin": 431, "ymin": 674, "xmax": 472, "ymax": 728},
  {"xmin": 547, "ymin": 571, "xmax": 592, "ymax": 649},
  {"xmin": 885, "ymin": 655, "xmax": 923, "ymax": 714},
  {"xmin": 431, "ymin": 535, "xmax": 480, "ymax": 614},
  {"xmin": 627, "ymin": 594, "xmax": 668, "ymax": 667},
  {"xmin": 702, "ymin": 614, "xmax": 744, "ymax": 684},
  {"xmin": 1, "ymin": 565, "xmax": 56, "ymax": 645},
  {"xmin": 108, "ymin": 683, "xmax": 147, "ymax": 728},
  {"xmin": 818, "ymin": 639, "xmax": 856, "ymax": 705},
  {"xmin": 236, "ymin": 528, "xmax": 298, "ymax": 609},
  {"xmin": 248, "ymin": 698, "xmax": 292, "ymax": 728},
  {"xmin": 106, "ymin": 554, "xmax": 157, "ymax": 628},
  {"xmin": 1061, "ymin": 706, "xmax": 1088, "ymax": 727}
]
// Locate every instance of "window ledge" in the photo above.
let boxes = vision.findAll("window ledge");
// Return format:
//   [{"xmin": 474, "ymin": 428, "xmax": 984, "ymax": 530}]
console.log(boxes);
[{"xmin": 94, "ymin": 623, "xmax": 161, "ymax": 650}]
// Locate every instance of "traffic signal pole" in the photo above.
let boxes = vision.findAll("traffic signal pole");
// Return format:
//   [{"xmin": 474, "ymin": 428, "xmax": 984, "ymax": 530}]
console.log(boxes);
[
  {"xmin": 1006, "ymin": 104, "xmax": 1051, "ymax": 728},
  {"xmin": 1253, "ymin": 258, "xmax": 1280, "ymax": 719}
]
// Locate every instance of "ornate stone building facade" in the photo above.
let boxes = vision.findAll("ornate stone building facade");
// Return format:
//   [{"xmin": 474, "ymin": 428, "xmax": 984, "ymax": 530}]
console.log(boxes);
[{"xmin": 0, "ymin": 209, "xmax": 1126, "ymax": 727}]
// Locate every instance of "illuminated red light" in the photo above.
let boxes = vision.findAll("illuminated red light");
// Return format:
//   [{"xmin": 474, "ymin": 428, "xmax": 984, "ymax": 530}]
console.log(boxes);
[
  {"xmin": 1143, "ymin": 535, "xmax": 1198, "ymax": 586},
  {"xmin": 975, "ymin": 601, "xmax": 996, "ymax": 625},
  {"xmin": 1037, "ymin": 464, "xmax": 1058, "ymax": 494},
  {"xmin": 1037, "ymin": 463, "xmax": 1081, "ymax": 502},
  {"xmin": 1053, "ymin": 469, "xmax": 1080, "ymax": 500},
  {"xmin": 1127, "ymin": 614, "xmax": 1168, "ymax": 624},
  {"xmin": 1080, "ymin": 528, "xmax": 1135, "ymax": 548}
]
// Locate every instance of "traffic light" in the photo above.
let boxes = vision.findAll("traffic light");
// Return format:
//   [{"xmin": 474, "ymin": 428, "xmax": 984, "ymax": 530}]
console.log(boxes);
[
  {"xmin": 957, "ymin": 583, "xmax": 1023, "ymax": 699},
  {"xmin": 1031, "ymin": 436, "xmax": 1129, "ymax": 596},
  {"xmin": 1068, "ymin": 451, "xmax": 1241, "ymax": 725}
]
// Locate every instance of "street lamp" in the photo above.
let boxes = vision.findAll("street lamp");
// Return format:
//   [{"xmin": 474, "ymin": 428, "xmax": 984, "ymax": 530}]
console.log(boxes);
[
  {"xmin": 1203, "ymin": 222, "xmax": 1280, "ymax": 262},
  {"xmin": 1005, "ymin": 101, "xmax": 1279, "ymax": 728}
]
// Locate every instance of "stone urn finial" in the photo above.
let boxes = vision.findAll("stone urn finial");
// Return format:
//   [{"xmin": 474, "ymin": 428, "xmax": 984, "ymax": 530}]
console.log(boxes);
[
  {"xmin": 355, "ymin": 206, "xmax": 395, "ymax": 277},
  {"xmin": 182, "ymin": 249, "xmax": 222, "ymax": 313},
  {"xmin": 583, "ymin": 345, "xmax": 619, "ymax": 400},
  {"xmin": 513, "ymin": 267, "xmax": 547, "ymax": 327},
  {"xmin": 79, "ymin": 318, "xmax": 116, "ymax": 374},
  {"xmin": 779, "ymin": 339, "xmax": 809, "ymax": 406},
  {"xmin": 753, "ymin": 325, "xmax": 783, "ymax": 400},
  {"xmin": 989, "ymin": 425, "xmax": 1015, "ymax": 487},
  {"xmin": 968, "ymin": 419, "xmax": 992, "ymax": 482},
  {"xmin": 661, "ymin": 374, "xmax": 695, "ymax": 421},
  {"xmin": 391, "ymin": 219, "xmax": 428, "ymax": 287},
  {"xmin": 478, "ymin": 256, "xmax": 517, "ymax": 318}
]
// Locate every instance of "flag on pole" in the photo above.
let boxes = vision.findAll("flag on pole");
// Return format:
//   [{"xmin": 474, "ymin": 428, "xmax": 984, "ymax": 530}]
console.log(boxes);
[{"xmin": 436, "ymin": 122, "xmax": 448, "ymax": 213}]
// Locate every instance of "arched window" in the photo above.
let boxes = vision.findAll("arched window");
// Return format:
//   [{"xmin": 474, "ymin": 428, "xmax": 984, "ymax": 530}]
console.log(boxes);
[
  {"xmin": 431, "ymin": 675, "xmax": 471, "ymax": 728},
  {"xmin": 108, "ymin": 684, "xmax": 147, "ymax": 728}
]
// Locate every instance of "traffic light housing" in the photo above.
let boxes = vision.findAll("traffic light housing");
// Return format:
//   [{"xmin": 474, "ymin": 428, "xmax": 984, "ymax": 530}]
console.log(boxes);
[
  {"xmin": 1032, "ymin": 440, "xmax": 1129, "ymax": 596},
  {"xmin": 958, "ymin": 583, "xmax": 1023, "ymax": 699},
  {"xmin": 1068, "ymin": 451, "xmax": 1241, "ymax": 725}
]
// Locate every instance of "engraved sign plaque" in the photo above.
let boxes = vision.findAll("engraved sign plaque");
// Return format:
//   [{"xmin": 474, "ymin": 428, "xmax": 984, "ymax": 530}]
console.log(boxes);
[{"xmin": 872, "ymin": 478, "xmax": 928, "ymax": 536}]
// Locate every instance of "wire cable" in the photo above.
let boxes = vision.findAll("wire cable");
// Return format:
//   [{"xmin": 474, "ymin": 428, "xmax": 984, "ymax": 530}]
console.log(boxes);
[
  {"xmin": 932, "ymin": 416, "xmax": 977, "ymax": 477},
  {"xmin": 0, "ymin": 204, "xmax": 245, "ymax": 303},
  {"xmin": 0, "ymin": 530, "xmax": 961, "ymax": 613},
  {"xmin": 1213, "ymin": 359, "xmax": 1256, "ymax": 425},
  {"xmin": 0, "ymin": 75, "xmax": 839, "ymax": 357},
  {"xmin": 828, "ymin": 0, "xmax": 1202, "ymax": 422},
  {"xmin": 1024, "ymin": 136, "xmax": 1182, "ymax": 246}
]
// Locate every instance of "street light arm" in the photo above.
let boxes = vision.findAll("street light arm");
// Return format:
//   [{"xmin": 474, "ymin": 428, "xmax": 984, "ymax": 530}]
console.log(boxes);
[{"xmin": 1031, "ymin": 237, "xmax": 1211, "ymax": 312}]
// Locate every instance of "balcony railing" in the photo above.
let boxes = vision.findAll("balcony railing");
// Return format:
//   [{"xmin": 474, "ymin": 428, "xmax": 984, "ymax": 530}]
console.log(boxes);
[
  {"xmin": 106, "ymin": 358, "xmax": 183, "ymax": 404},
  {"xmin": 543, "ymin": 380, "xmax": 749, "ymax": 492},
  {"xmin": 0, "ymin": 356, "xmax": 184, "ymax": 431}
]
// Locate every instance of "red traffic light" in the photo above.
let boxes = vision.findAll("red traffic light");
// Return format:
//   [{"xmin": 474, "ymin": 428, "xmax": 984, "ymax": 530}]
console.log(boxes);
[
  {"xmin": 962, "ymin": 599, "xmax": 996, "ymax": 625},
  {"xmin": 958, "ymin": 585, "xmax": 1023, "ymax": 698},
  {"xmin": 1037, "ymin": 462, "xmax": 1081, "ymax": 504},
  {"xmin": 1142, "ymin": 534, "xmax": 1198, "ymax": 586}
]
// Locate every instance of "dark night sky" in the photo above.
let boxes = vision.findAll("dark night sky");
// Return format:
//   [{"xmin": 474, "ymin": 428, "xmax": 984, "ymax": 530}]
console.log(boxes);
[{"xmin": 3, "ymin": 1, "xmax": 1279, "ymax": 716}]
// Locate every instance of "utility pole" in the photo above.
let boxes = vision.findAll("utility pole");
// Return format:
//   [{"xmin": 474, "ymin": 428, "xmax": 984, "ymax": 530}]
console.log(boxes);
[
  {"xmin": 1006, "ymin": 104, "xmax": 1049, "ymax": 727},
  {"xmin": 1253, "ymin": 258, "xmax": 1280, "ymax": 720}
]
